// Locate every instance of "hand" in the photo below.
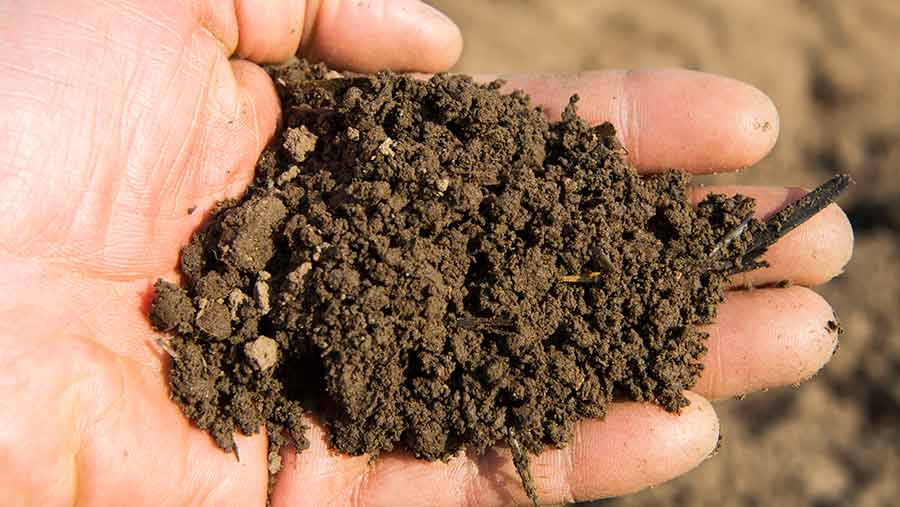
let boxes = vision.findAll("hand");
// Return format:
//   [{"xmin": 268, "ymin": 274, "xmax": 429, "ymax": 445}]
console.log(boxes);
[{"xmin": 0, "ymin": 1, "xmax": 851, "ymax": 505}]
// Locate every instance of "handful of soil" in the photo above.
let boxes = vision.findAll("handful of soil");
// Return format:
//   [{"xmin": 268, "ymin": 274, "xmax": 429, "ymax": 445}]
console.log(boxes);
[{"xmin": 150, "ymin": 60, "xmax": 848, "ymax": 503}]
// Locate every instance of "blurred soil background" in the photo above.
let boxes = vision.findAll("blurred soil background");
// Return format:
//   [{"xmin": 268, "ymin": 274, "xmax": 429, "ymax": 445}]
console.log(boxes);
[{"xmin": 429, "ymin": 1, "xmax": 900, "ymax": 505}]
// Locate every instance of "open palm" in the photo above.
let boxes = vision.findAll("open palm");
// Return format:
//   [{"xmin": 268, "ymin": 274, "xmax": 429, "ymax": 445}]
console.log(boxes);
[{"xmin": 0, "ymin": 1, "xmax": 852, "ymax": 505}]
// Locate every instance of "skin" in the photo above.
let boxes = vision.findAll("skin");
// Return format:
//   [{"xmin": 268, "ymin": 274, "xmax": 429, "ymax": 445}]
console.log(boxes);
[{"xmin": 0, "ymin": 0, "xmax": 853, "ymax": 505}]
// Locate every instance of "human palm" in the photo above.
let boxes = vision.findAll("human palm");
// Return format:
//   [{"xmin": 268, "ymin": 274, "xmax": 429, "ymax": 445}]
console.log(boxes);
[{"xmin": 0, "ymin": 1, "xmax": 852, "ymax": 505}]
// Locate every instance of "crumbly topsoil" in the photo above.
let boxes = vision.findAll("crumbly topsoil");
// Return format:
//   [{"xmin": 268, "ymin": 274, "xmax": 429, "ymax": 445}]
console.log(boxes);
[{"xmin": 150, "ymin": 60, "xmax": 765, "ymax": 500}]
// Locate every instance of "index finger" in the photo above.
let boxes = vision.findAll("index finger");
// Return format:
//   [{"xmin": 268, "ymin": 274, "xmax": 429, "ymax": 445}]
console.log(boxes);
[
  {"xmin": 198, "ymin": 0, "xmax": 463, "ymax": 70},
  {"xmin": 490, "ymin": 70, "xmax": 780, "ymax": 174}
]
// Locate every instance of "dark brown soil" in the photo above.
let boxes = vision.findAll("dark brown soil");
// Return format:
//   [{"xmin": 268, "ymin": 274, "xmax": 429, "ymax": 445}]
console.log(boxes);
[
  {"xmin": 149, "ymin": 60, "xmax": 819, "ymax": 502},
  {"xmin": 429, "ymin": 3, "xmax": 893, "ymax": 505}
]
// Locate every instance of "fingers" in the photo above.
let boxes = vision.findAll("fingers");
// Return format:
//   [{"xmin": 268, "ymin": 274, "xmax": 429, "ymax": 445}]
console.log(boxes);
[
  {"xmin": 226, "ymin": 59, "xmax": 282, "ymax": 165},
  {"xmin": 230, "ymin": 0, "xmax": 463, "ymax": 70},
  {"xmin": 272, "ymin": 397, "xmax": 719, "ymax": 506},
  {"xmin": 688, "ymin": 186, "xmax": 854, "ymax": 288},
  {"xmin": 693, "ymin": 286, "xmax": 839, "ymax": 400},
  {"xmin": 231, "ymin": 0, "xmax": 307, "ymax": 62},
  {"xmin": 301, "ymin": 0, "xmax": 463, "ymax": 71},
  {"xmin": 487, "ymin": 70, "xmax": 778, "ymax": 174},
  {"xmin": 177, "ymin": 58, "xmax": 280, "ymax": 212}
]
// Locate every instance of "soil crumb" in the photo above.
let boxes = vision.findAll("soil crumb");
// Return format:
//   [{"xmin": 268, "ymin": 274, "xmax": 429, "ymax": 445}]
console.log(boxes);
[{"xmin": 149, "ymin": 60, "xmax": 827, "ymax": 502}]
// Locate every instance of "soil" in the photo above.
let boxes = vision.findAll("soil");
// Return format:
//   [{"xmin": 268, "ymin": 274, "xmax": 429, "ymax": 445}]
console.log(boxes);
[
  {"xmin": 425, "ymin": 1, "xmax": 900, "ymax": 505},
  {"xmin": 147, "ymin": 60, "xmax": 801, "ymax": 503}
]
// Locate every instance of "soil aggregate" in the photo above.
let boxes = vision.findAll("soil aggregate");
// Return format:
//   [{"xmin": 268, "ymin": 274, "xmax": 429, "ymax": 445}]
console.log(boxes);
[{"xmin": 149, "ymin": 60, "xmax": 841, "ymax": 503}]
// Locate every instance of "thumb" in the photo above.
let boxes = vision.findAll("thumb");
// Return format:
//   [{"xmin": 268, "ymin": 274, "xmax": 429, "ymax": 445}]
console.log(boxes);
[{"xmin": 228, "ymin": 0, "xmax": 463, "ymax": 71}]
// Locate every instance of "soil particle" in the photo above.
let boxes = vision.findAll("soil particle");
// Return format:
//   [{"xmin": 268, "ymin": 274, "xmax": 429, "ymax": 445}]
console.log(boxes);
[
  {"xmin": 245, "ymin": 336, "xmax": 279, "ymax": 371},
  {"xmin": 377, "ymin": 137, "xmax": 396, "ymax": 157},
  {"xmin": 276, "ymin": 166, "xmax": 300, "ymax": 187},
  {"xmin": 827, "ymin": 319, "xmax": 844, "ymax": 335},
  {"xmin": 149, "ymin": 60, "xmax": 846, "ymax": 502},
  {"xmin": 254, "ymin": 271, "xmax": 272, "ymax": 316},
  {"xmin": 216, "ymin": 195, "xmax": 288, "ymax": 273},
  {"xmin": 150, "ymin": 280, "xmax": 194, "ymax": 332},
  {"xmin": 283, "ymin": 126, "xmax": 318, "ymax": 163},
  {"xmin": 195, "ymin": 299, "xmax": 231, "ymax": 340},
  {"xmin": 268, "ymin": 450, "xmax": 283, "ymax": 475}
]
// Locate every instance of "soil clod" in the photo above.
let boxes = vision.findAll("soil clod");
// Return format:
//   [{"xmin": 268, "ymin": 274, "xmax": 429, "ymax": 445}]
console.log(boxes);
[{"xmin": 245, "ymin": 336, "xmax": 279, "ymax": 371}]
